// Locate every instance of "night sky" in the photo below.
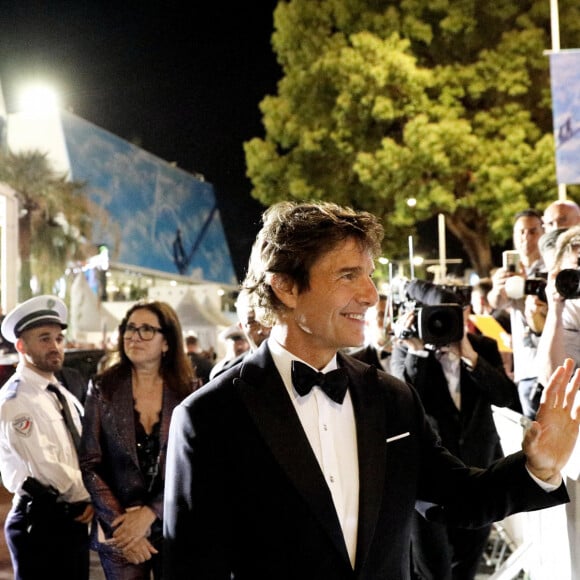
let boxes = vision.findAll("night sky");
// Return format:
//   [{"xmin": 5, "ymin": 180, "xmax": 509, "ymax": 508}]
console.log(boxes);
[{"xmin": 0, "ymin": 1, "xmax": 281, "ymax": 281}]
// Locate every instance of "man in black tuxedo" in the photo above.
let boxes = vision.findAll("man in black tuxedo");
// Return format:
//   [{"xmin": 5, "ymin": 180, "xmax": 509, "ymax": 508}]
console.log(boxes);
[{"xmin": 164, "ymin": 201, "xmax": 580, "ymax": 580}]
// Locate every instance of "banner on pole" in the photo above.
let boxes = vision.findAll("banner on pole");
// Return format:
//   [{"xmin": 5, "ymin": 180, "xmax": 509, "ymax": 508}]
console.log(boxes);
[
  {"xmin": 549, "ymin": 49, "xmax": 580, "ymax": 185},
  {"xmin": 0, "ymin": 80, "xmax": 6, "ymax": 150}
]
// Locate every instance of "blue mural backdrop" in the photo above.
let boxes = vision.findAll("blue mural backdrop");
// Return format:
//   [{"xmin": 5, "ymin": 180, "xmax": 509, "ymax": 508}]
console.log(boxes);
[
  {"xmin": 549, "ymin": 49, "xmax": 580, "ymax": 185},
  {"xmin": 60, "ymin": 111, "xmax": 237, "ymax": 286}
]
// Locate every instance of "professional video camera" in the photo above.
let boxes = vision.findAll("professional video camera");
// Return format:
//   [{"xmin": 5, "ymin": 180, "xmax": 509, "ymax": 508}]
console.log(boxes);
[
  {"xmin": 555, "ymin": 268, "xmax": 580, "ymax": 299},
  {"xmin": 394, "ymin": 279, "xmax": 465, "ymax": 347},
  {"xmin": 439, "ymin": 284, "xmax": 472, "ymax": 308}
]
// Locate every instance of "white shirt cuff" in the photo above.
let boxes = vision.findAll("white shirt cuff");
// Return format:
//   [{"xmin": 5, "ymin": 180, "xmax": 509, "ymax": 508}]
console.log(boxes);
[{"xmin": 526, "ymin": 467, "xmax": 560, "ymax": 492}]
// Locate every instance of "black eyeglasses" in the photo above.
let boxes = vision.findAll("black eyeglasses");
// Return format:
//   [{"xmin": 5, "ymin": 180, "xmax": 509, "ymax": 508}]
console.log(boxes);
[{"xmin": 123, "ymin": 323, "xmax": 164, "ymax": 341}]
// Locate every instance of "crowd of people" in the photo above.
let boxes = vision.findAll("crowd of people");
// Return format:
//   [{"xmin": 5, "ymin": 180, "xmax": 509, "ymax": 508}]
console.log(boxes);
[{"xmin": 0, "ymin": 199, "xmax": 579, "ymax": 580}]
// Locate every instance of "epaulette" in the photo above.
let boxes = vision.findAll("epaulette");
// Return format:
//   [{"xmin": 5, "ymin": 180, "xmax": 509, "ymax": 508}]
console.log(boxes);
[{"xmin": 0, "ymin": 377, "xmax": 21, "ymax": 401}]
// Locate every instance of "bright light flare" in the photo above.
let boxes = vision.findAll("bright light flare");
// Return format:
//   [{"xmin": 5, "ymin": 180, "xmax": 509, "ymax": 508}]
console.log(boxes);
[{"xmin": 17, "ymin": 84, "xmax": 60, "ymax": 113}]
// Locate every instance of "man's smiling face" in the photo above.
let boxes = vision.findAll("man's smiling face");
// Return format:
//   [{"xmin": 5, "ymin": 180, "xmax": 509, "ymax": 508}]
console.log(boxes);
[{"xmin": 288, "ymin": 237, "xmax": 379, "ymax": 360}]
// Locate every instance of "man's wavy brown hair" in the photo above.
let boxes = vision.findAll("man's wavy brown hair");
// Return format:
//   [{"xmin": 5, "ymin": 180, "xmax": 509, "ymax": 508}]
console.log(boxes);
[{"xmin": 242, "ymin": 201, "xmax": 384, "ymax": 327}]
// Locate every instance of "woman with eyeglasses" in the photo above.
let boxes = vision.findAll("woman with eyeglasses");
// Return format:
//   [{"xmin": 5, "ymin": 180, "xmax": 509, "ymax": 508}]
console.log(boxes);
[{"xmin": 79, "ymin": 300, "xmax": 196, "ymax": 579}]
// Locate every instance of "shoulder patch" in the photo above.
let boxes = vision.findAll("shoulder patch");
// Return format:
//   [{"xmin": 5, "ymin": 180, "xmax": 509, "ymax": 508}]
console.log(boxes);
[
  {"xmin": 12, "ymin": 415, "xmax": 33, "ymax": 437},
  {"xmin": 0, "ymin": 377, "xmax": 21, "ymax": 401}
]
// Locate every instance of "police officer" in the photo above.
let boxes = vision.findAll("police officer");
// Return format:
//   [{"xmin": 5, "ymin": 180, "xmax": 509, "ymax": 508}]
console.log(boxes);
[{"xmin": 0, "ymin": 295, "xmax": 93, "ymax": 580}]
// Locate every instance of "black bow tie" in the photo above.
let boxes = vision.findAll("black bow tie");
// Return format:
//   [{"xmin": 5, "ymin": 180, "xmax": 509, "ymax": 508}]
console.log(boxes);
[{"xmin": 291, "ymin": 360, "xmax": 349, "ymax": 404}]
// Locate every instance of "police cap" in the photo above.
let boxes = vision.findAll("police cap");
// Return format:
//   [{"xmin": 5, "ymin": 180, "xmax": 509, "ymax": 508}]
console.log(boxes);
[{"xmin": 1, "ymin": 295, "xmax": 68, "ymax": 343}]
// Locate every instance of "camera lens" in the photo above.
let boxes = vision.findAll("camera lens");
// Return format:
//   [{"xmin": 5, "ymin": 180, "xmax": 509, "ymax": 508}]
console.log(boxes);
[
  {"xmin": 524, "ymin": 278, "xmax": 547, "ymax": 303},
  {"xmin": 555, "ymin": 269, "xmax": 580, "ymax": 299},
  {"xmin": 426, "ymin": 312, "xmax": 446, "ymax": 336},
  {"xmin": 418, "ymin": 305, "xmax": 464, "ymax": 346}
]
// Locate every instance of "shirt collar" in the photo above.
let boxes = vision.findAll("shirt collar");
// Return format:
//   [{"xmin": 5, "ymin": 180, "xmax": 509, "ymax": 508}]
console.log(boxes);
[{"xmin": 17, "ymin": 363, "xmax": 57, "ymax": 391}]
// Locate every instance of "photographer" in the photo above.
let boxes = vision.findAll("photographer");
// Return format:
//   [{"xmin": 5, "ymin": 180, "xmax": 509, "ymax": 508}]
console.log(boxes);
[
  {"xmin": 391, "ymin": 279, "xmax": 520, "ymax": 580},
  {"xmin": 533, "ymin": 224, "xmax": 580, "ymax": 580},
  {"xmin": 536, "ymin": 226, "xmax": 580, "ymax": 578},
  {"xmin": 535, "ymin": 225, "xmax": 580, "ymax": 388},
  {"xmin": 487, "ymin": 208, "xmax": 547, "ymax": 419}
]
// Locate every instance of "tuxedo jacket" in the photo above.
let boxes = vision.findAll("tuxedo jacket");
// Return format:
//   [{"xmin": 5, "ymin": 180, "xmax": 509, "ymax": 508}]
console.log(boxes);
[
  {"xmin": 163, "ymin": 341, "xmax": 568, "ymax": 580},
  {"xmin": 390, "ymin": 333, "xmax": 521, "ymax": 467},
  {"xmin": 210, "ymin": 351, "xmax": 248, "ymax": 380},
  {"xmin": 349, "ymin": 344, "xmax": 391, "ymax": 373},
  {"xmin": 350, "ymin": 344, "xmax": 382, "ymax": 368},
  {"xmin": 79, "ymin": 372, "xmax": 184, "ymax": 546}
]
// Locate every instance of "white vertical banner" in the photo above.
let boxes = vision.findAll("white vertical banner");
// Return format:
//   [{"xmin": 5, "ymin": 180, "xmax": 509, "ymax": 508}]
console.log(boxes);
[
  {"xmin": 438, "ymin": 213, "xmax": 446, "ymax": 283},
  {"xmin": 0, "ymin": 80, "xmax": 6, "ymax": 117},
  {"xmin": 0, "ymin": 79, "xmax": 7, "ymax": 150},
  {"xmin": 549, "ymin": 49, "xmax": 580, "ymax": 185}
]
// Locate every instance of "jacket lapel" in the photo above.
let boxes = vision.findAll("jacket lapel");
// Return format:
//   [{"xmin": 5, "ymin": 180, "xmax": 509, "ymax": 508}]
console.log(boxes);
[
  {"xmin": 339, "ymin": 353, "xmax": 388, "ymax": 573},
  {"xmin": 111, "ymin": 376, "xmax": 139, "ymax": 465},
  {"xmin": 159, "ymin": 387, "xmax": 182, "ymax": 471},
  {"xmin": 236, "ymin": 344, "xmax": 351, "ymax": 564}
]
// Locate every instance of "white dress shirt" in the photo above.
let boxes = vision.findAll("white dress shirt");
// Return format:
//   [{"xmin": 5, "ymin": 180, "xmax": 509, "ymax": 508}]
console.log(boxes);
[
  {"xmin": 268, "ymin": 338, "xmax": 359, "ymax": 568},
  {"xmin": 561, "ymin": 299, "xmax": 580, "ymax": 366},
  {"xmin": 436, "ymin": 348, "xmax": 462, "ymax": 410},
  {"xmin": 0, "ymin": 363, "xmax": 89, "ymax": 504}
]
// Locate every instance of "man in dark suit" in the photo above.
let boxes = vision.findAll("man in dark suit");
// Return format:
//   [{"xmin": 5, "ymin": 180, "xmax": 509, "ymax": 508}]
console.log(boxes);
[
  {"xmin": 57, "ymin": 366, "xmax": 89, "ymax": 405},
  {"xmin": 184, "ymin": 334, "xmax": 214, "ymax": 384},
  {"xmin": 390, "ymin": 279, "xmax": 521, "ymax": 579},
  {"xmin": 350, "ymin": 293, "xmax": 392, "ymax": 372},
  {"xmin": 164, "ymin": 201, "xmax": 580, "ymax": 580},
  {"xmin": 209, "ymin": 288, "xmax": 271, "ymax": 380}
]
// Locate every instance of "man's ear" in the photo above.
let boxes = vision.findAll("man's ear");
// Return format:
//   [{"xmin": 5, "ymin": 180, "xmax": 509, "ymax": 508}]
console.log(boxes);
[
  {"xmin": 270, "ymin": 273, "xmax": 298, "ymax": 309},
  {"xmin": 15, "ymin": 338, "xmax": 25, "ymax": 355}
]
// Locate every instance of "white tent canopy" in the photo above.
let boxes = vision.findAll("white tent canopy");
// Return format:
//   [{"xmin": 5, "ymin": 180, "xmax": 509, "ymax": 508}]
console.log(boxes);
[
  {"xmin": 69, "ymin": 272, "xmax": 121, "ymax": 345},
  {"xmin": 68, "ymin": 277, "xmax": 234, "ymax": 351},
  {"xmin": 148, "ymin": 285, "xmax": 234, "ymax": 351}
]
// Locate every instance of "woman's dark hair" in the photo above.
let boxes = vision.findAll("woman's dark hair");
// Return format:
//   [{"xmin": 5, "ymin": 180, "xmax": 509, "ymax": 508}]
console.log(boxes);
[
  {"xmin": 99, "ymin": 300, "xmax": 194, "ymax": 398},
  {"xmin": 242, "ymin": 201, "xmax": 384, "ymax": 326}
]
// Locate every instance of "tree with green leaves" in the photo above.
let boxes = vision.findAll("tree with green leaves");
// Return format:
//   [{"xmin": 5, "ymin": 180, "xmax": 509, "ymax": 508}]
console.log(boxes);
[
  {"xmin": 245, "ymin": 0, "xmax": 580, "ymax": 275},
  {"xmin": 0, "ymin": 150, "xmax": 93, "ymax": 300}
]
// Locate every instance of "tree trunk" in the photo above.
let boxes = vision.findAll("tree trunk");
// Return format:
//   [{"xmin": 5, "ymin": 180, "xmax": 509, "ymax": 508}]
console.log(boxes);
[
  {"xmin": 445, "ymin": 212, "xmax": 494, "ymax": 277},
  {"xmin": 18, "ymin": 212, "xmax": 33, "ymax": 301}
]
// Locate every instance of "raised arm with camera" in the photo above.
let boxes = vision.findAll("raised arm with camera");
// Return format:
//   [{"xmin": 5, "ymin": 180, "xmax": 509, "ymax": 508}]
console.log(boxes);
[
  {"xmin": 535, "ymin": 226, "xmax": 580, "ymax": 386},
  {"xmin": 486, "ymin": 210, "xmax": 549, "ymax": 419},
  {"xmin": 391, "ymin": 283, "xmax": 521, "ymax": 415}
]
